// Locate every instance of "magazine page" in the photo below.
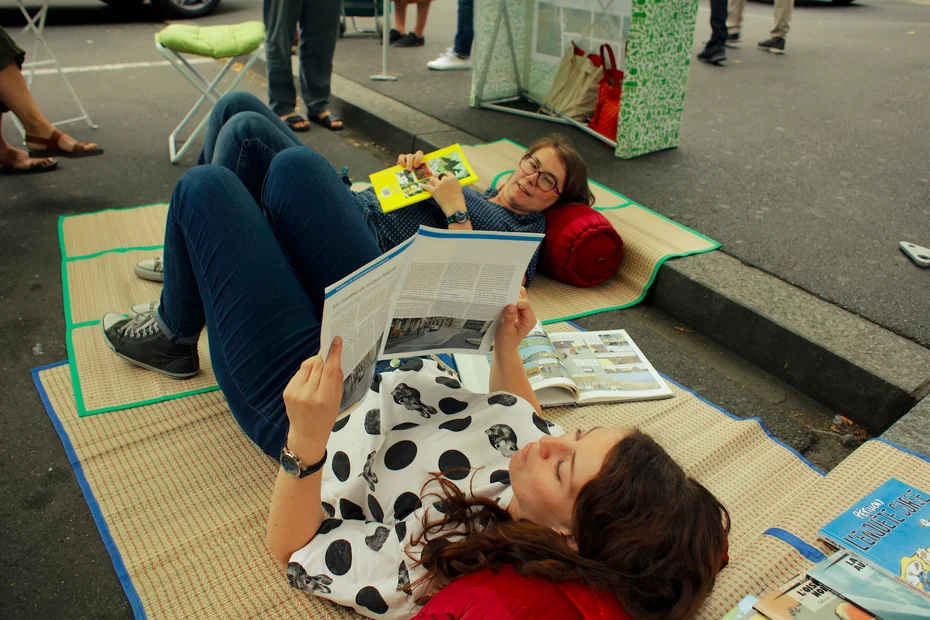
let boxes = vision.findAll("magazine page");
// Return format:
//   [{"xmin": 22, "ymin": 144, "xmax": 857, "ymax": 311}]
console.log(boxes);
[
  {"xmin": 320, "ymin": 239, "xmax": 416, "ymax": 416},
  {"xmin": 548, "ymin": 330, "xmax": 673, "ymax": 404},
  {"xmin": 369, "ymin": 144, "xmax": 479, "ymax": 213},
  {"xmin": 453, "ymin": 322, "xmax": 577, "ymax": 406},
  {"xmin": 382, "ymin": 227, "xmax": 543, "ymax": 359}
]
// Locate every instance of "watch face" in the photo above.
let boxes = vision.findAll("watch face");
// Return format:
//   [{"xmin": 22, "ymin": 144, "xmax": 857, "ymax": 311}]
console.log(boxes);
[
  {"xmin": 280, "ymin": 451, "xmax": 301, "ymax": 477},
  {"xmin": 454, "ymin": 211, "xmax": 468, "ymax": 223}
]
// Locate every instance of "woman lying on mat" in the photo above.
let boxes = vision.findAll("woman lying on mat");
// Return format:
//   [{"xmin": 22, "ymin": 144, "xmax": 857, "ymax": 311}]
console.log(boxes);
[
  {"xmin": 131, "ymin": 92, "xmax": 594, "ymax": 287},
  {"xmin": 99, "ymin": 149, "xmax": 729, "ymax": 617}
]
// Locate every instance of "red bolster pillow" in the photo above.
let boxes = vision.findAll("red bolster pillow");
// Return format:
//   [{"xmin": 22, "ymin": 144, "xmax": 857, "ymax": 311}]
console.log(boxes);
[
  {"xmin": 412, "ymin": 565, "xmax": 630, "ymax": 620},
  {"xmin": 539, "ymin": 203, "xmax": 624, "ymax": 287}
]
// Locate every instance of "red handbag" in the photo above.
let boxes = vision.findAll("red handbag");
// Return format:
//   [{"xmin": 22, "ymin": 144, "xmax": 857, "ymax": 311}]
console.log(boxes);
[{"xmin": 588, "ymin": 44, "xmax": 623, "ymax": 141}]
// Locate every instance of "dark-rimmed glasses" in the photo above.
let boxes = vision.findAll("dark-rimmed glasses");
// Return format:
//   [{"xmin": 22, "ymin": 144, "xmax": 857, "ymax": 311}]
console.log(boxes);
[{"xmin": 519, "ymin": 155, "xmax": 561, "ymax": 194}]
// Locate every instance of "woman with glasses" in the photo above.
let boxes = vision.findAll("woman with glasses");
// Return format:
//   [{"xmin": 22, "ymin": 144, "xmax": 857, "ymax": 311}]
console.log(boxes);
[{"xmin": 130, "ymin": 92, "xmax": 595, "ymax": 287}]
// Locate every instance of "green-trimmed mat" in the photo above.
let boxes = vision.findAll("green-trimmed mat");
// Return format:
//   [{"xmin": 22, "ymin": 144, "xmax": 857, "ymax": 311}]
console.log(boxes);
[
  {"xmin": 60, "ymin": 140, "xmax": 716, "ymax": 417},
  {"xmin": 59, "ymin": 205, "xmax": 221, "ymax": 417},
  {"xmin": 33, "ymin": 323, "xmax": 930, "ymax": 619}
]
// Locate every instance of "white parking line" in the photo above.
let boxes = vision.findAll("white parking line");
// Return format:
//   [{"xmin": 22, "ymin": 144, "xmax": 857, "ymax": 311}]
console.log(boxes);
[{"xmin": 29, "ymin": 58, "xmax": 216, "ymax": 76}]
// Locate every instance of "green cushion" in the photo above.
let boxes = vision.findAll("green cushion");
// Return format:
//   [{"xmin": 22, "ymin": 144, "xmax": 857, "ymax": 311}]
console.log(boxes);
[{"xmin": 155, "ymin": 21, "xmax": 265, "ymax": 59}]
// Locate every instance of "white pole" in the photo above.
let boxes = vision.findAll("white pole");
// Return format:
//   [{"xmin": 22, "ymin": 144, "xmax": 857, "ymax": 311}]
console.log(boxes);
[{"xmin": 370, "ymin": 0, "xmax": 398, "ymax": 81}]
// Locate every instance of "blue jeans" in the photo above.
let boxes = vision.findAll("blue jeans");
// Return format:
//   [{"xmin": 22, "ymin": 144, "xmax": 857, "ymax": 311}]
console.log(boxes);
[
  {"xmin": 453, "ymin": 0, "xmax": 474, "ymax": 58},
  {"xmin": 156, "ymin": 148, "xmax": 382, "ymax": 457},
  {"xmin": 196, "ymin": 92, "xmax": 381, "ymax": 243}
]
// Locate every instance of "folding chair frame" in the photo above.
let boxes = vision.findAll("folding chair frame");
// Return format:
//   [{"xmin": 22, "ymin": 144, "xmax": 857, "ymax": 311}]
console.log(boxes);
[
  {"xmin": 9, "ymin": 0, "xmax": 97, "ymax": 139},
  {"xmin": 155, "ymin": 41, "xmax": 265, "ymax": 164}
]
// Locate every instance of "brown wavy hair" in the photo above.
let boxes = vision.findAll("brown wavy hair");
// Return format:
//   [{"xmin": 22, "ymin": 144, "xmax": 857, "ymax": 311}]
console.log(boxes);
[
  {"xmin": 408, "ymin": 428, "xmax": 730, "ymax": 620},
  {"xmin": 524, "ymin": 135, "xmax": 595, "ymax": 207}
]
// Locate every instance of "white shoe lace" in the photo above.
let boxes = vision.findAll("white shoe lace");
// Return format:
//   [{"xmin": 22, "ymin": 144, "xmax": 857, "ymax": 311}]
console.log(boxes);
[{"xmin": 118, "ymin": 312, "xmax": 161, "ymax": 338}]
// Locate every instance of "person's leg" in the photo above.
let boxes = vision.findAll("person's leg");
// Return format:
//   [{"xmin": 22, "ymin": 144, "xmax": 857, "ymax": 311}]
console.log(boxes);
[
  {"xmin": 209, "ymin": 112, "xmax": 303, "ymax": 205},
  {"xmin": 725, "ymin": 0, "xmax": 746, "ymax": 34},
  {"xmin": 452, "ymin": 0, "xmax": 474, "ymax": 57},
  {"xmin": 197, "ymin": 92, "xmax": 300, "ymax": 166},
  {"xmin": 297, "ymin": 0, "xmax": 343, "ymax": 126},
  {"xmin": 261, "ymin": 147, "xmax": 382, "ymax": 311},
  {"xmin": 0, "ymin": 63, "xmax": 98, "ymax": 154},
  {"xmin": 413, "ymin": 0, "xmax": 431, "ymax": 38},
  {"xmin": 771, "ymin": 0, "xmax": 793, "ymax": 39},
  {"xmin": 263, "ymin": 0, "xmax": 301, "ymax": 116},
  {"xmin": 393, "ymin": 0, "xmax": 408, "ymax": 33},
  {"xmin": 709, "ymin": 0, "xmax": 728, "ymax": 47}
]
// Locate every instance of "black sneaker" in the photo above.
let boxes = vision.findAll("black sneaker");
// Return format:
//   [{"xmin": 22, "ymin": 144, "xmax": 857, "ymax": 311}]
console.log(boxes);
[
  {"xmin": 102, "ymin": 311, "xmax": 200, "ymax": 379},
  {"xmin": 394, "ymin": 32, "xmax": 425, "ymax": 47},
  {"xmin": 380, "ymin": 29, "xmax": 404, "ymax": 45},
  {"xmin": 697, "ymin": 43, "xmax": 726, "ymax": 65},
  {"xmin": 725, "ymin": 32, "xmax": 741, "ymax": 48},
  {"xmin": 758, "ymin": 37, "xmax": 786, "ymax": 55}
]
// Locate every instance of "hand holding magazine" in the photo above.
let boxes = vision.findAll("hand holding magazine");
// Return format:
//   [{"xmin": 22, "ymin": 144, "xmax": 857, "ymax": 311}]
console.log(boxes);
[
  {"xmin": 455, "ymin": 324, "xmax": 673, "ymax": 407},
  {"xmin": 318, "ymin": 226, "xmax": 544, "ymax": 417},
  {"xmin": 369, "ymin": 144, "xmax": 478, "ymax": 213}
]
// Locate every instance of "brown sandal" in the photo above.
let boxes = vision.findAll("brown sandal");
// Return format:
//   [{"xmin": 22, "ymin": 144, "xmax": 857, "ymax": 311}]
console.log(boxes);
[
  {"xmin": 0, "ymin": 149, "xmax": 58, "ymax": 175},
  {"xmin": 26, "ymin": 128, "xmax": 103, "ymax": 159}
]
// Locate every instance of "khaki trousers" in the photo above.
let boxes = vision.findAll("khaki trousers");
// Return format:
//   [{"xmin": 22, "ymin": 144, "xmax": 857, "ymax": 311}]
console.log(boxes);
[{"xmin": 727, "ymin": 0, "xmax": 793, "ymax": 39}]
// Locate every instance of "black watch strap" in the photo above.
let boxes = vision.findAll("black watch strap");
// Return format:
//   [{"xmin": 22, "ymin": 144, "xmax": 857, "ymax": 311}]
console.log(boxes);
[{"xmin": 300, "ymin": 449, "xmax": 328, "ymax": 478}]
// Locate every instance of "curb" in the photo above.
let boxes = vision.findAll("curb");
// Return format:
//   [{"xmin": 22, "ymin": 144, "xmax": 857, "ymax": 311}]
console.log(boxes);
[{"xmin": 246, "ymin": 57, "xmax": 930, "ymax": 436}]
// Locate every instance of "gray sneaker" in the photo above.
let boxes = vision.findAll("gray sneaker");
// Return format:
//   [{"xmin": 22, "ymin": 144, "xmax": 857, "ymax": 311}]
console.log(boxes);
[
  {"xmin": 101, "ymin": 310, "xmax": 199, "ymax": 379},
  {"xmin": 135, "ymin": 257, "xmax": 164, "ymax": 282}
]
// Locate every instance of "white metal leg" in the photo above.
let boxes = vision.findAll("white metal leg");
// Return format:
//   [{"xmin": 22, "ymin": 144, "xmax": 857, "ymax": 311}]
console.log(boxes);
[
  {"xmin": 156, "ymin": 42, "xmax": 266, "ymax": 164},
  {"xmin": 9, "ymin": 0, "xmax": 97, "ymax": 140}
]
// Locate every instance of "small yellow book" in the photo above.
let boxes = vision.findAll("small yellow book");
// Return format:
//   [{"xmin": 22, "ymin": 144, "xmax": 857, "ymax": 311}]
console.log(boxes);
[{"xmin": 368, "ymin": 144, "xmax": 479, "ymax": 213}]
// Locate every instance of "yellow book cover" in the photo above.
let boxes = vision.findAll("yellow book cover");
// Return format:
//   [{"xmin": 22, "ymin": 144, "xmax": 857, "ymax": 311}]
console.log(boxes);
[{"xmin": 368, "ymin": 144, "xmax": 478, "ymax": 213}]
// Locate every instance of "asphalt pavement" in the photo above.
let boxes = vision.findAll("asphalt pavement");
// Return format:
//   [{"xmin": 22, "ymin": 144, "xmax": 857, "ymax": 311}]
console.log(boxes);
[{"xmin": 0, "ymin": 1, "xmax": 926, "ymax": 618}]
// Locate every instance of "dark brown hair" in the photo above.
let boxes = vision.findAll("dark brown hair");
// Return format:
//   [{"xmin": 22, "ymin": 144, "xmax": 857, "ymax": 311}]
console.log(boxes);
[
  {"xmin": 525, "ymin": 134, "xmax": 595, "ymax": 207},
  {"xmin": 409, "ymin": 428, "xmax": 730, "ymax": 620}
]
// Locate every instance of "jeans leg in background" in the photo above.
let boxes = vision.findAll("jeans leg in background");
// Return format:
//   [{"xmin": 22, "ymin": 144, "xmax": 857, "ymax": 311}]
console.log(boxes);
[
  {"xmin": 157, "ymin": 165, "xmax": 323, "ymax": 457},
  {"xmin": 453, "ymin": 0, "xmax": 474, "ymax": 57},
  {"xmin": 297, "ymin": 0, "xmax": 341, "ymax": 117},
  {"xmin": 198, "ymin": 92, "xmax": 301, "ymax": 165},
  {"xmin": 210, "ymin": 112, "xmax": 302, "ymax": 205},
  {"xmin": 261, "ymin": 147, "xmax": 382, "ymax": 312},
  {"xmin": 263, "ymin": 0, "xmax": 302, "ymax": 116},
  {"xmin": 709, "ymin": 0, "xmax": 728, "ymax": 46}
]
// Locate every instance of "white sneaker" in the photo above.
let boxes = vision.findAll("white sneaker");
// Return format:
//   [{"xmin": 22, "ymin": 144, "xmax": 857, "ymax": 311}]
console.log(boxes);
[
  {"xmin": 129, "ymin": 301, "xmax": 159, "ymax": 319},
  {"xmin": 427, "ymin": 49, "xmax": 472, "ymax": 71},
  {"xmin": 135, "ymin": 256, "xmax": 164, "ymax": 282}
]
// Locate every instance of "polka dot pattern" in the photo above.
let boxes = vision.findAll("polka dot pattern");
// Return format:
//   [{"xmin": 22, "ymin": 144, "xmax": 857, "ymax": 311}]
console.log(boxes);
[
  {"xmin": 355, "ymin": 586, "xmax": 389, "ymax": 615},
  {"xmin": 383, "ymin": 440, "xmax": 417, "ymax": 471},
  {"xmin": 367, "ymin": 494, "xmax": 384, "ymax": 523},
  {"xmin": 332, "ymin": 451, "xmax": 351, "ymax": 481},
  {"xmin": 340, "ymin": 498, "xmax": 365, "ymax": 521},
  {"xmin": 394, "ymin": 492, "xmax": 422, "ymax": 521},
  {"xmin": 438, "ymin": 397, "xmax": 468, "ymax": 415},
  {"xmin": 438, "ymin": 450, "xmax": 471, "ymax": 480},
  {"xmin": 325, "ymin": 539, "xmax": 353, "ymax": 575},
  {"xmin": 435, "ymin": 376, "xmax": 461, "ymax": 389},
  {"xmin": 439, "ymin": 416, "xmax": 472, "ymax": 432}
]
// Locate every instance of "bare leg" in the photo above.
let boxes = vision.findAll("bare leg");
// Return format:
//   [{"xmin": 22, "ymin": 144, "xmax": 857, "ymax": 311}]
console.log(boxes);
[
  {"xmin": 0, "ymin": 64, "xmax": 98, "ymax": 153},
  {"xmin": 393, "ymin": 0, "xmax": 408, "ymax": 32},
  {"xmin": 413, "ymin": 1, "xmax": 430, "ymax": 38},
  {"xmin": 0, "ymin": 112, "xmax": 55, "ymax": 170}
]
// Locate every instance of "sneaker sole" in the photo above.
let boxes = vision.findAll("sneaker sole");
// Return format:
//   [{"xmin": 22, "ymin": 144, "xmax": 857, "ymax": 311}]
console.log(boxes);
[
  {"xmin": 100, "ymin": 322, "xmax": 200, "ymax": 380},
  {"xmin": 427, "ymin": 65, "xmax": 472, "ymax": 71},
  {"xmin": 134, "ymin": 264, "xmax": 164, "ymax": 282},
  {"xmin": 725, "ymin": 42, "xmax": 741, "ymax": 48},
  {"xmin": 758, "ymin": 45, "xmax": 786, "ymax": 55}
]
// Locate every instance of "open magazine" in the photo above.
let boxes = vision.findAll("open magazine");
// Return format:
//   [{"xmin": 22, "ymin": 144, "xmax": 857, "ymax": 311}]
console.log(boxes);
[
  {"xmin": 319, "ymin": 226, "xmax": 544, "ymax": 417},
  {"xmin": 454, "ymin": 323, "xmax": 673, "ymax": 407},
  {"xmin": 368, "ymin": 144, "xmax": 479, "ymax": 213}
]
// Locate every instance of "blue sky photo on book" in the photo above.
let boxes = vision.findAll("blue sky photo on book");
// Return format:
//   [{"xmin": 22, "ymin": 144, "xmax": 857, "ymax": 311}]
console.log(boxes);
[
  {"xmin": 819, "ymin": 478, "xmax": 930, "ymax": 598},
  {"xmin": 809, "ymin": 551, "xmax": 930, "ymax": 620}
]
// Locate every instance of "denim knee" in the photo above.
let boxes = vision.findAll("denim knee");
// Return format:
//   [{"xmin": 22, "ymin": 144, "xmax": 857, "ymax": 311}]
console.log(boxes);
[
  {"xmin": 171, "ymin": 165, "xmax": 241, "ymax": 223},
  {"xmin": 267, "ymin": 145, "xmax": 330, "ymax": 179},
  {"xmin": 212, "ymin": 92, "xmax": 267, "ymax": 123},
  {"xmin": 216, "ymin": 111, "xmax": 277, "ymax": 145}
]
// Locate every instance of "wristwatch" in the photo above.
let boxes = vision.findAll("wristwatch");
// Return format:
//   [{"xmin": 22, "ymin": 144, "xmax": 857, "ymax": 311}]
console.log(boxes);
[
  {"xmin": 280, "ymin": 446, "xmax": 328, "ymax": 479},
  {"xmin": 446, "ymin": 210, "xmax": 470, "ymax": 225}
]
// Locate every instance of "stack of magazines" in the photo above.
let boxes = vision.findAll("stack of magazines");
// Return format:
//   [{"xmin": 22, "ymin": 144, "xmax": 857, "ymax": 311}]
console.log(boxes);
[{"xmin": 723, "ymin": 478, "xmax": 930, "ymax": 620}]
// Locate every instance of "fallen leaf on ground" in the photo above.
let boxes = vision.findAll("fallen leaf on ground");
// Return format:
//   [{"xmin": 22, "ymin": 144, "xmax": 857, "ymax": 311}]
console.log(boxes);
[{"xmin": 673, "ymin": 326, "xmax": 694, "ymax": 333}]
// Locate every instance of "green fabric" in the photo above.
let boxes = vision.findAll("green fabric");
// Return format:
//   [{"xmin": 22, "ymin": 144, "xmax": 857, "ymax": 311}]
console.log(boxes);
[{"xmin": 155, "ymin": 21, "xmax": 265, "ymax": 59}]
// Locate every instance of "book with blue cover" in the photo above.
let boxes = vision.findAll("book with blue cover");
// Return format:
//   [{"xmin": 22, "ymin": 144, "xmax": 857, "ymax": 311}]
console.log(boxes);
[
  {"xmin": 809, "ymin": 551, "xmax": 930, "ymax": 620},
  {"xmin": 818, "ymin": 478, "xmax": 930, "ymax": 600}
]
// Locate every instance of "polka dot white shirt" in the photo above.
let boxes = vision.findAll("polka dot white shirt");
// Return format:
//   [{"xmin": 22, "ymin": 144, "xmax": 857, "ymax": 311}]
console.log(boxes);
[{"xmin": 287, "ymin": 359, "xmax": 563, "ymax": 618}]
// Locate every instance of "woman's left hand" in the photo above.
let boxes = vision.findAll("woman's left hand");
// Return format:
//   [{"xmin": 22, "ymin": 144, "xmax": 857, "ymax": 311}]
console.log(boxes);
[
  {"xmin": 422, "ymin": 173, "xmax": 466, "ymax": 217},
  {"xmin": 494, "ymin": 287, "xmax": 536, "ymax": 352}
]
